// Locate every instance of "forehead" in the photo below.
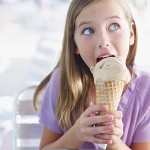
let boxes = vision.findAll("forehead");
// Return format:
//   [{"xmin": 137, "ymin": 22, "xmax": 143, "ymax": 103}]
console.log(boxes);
[{"xmin": 76, "ymin": 0, "xmax": 126, "ymax": 23}]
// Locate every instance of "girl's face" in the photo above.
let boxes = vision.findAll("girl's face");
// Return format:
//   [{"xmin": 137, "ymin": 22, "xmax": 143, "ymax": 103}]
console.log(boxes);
[{"xmin": 74, "ymin": 0, "xmax": 135, "ymax": 68}]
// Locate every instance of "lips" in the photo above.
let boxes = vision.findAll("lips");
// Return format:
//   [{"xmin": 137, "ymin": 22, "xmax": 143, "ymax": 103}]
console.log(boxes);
[{"xmin": 96, "ymin": 54, "xmax": 115, "ymax": 63}]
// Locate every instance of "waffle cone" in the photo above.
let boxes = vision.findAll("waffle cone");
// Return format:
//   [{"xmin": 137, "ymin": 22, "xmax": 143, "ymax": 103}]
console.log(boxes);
[{"xmin": 96, "ymin": 80, "xmax": 125, "ymax": 114}]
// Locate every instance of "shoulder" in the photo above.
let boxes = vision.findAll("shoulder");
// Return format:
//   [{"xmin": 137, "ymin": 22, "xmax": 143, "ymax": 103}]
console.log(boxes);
[
  {"xmin": 43, "ymin": 67, "xmax": 60, "ymax": 105},
  {"xmin": 122, "ymin": 64, "xmax": 150, "ymax": 113},
  {"xmin": 38, "ymin": 68, "xmax": 64, "ymax": 134},
  {"xmin": 39, "ymin": 67, "xmax": 60, "ymax": 113},
  {"xmin": 45, "ymin": 67, "xmax": 60, "ymax": 93},
  {"xmin": 132, "ymin": 65, "xmax": 150, "ymax": 114},
  {"xmin": 133, "ymin": 65, "xmax": 150, "ymax": 95},
  {"xmin": 49, "ymin": 68, "xmax": 60, "ymax": 86}
]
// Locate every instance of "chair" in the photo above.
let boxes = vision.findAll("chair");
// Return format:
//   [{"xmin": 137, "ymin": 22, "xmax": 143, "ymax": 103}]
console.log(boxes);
[
  {"xmin": 0, "ymin": 128, "xmax": 13, "ymax": 150},
  {"xmin": 13, "ymin": 83, "xmax": 42, "ymax": 150}
]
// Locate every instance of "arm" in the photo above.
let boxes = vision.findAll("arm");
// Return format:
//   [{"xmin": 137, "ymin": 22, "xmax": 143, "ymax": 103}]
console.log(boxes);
[
  {"xmin": 106, "ymin": 138, "xmax": 131, "ymax": 150},
  {"xmin": 106, "ymin": 140, "xmax": 150, "ymax": 150},
  {"xmin": 131, "ymin": 142, "xmax": 150, "ymax": 150},
  {"xmin": 40, "ymin": 105, "xmax": 115, "ymax": 149},
  {"xmin": 40, "ymin": 127, "xmax": 61, "ymax": 149},
  {"xmin": 40, "ymin": 126, "xmax": 82, "ymax": 150}
]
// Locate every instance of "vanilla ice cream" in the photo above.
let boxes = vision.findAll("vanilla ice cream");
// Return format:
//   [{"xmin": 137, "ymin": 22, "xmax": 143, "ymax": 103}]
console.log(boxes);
[{"xmin": 91, "ymin": 56, "xmax": 131, "ymax": 84}]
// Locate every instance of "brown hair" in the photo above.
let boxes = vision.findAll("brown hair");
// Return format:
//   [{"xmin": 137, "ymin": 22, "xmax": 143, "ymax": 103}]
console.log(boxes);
[{"xmin": 33, "ymin": 0, "xmax": 138, "ymax": 130}]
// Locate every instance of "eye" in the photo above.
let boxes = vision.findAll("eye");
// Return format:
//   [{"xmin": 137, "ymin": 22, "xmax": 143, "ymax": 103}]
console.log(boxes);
[
  {"xmin": 109, "ymin": 23, "xmax": 120, "ymax": 31},
  {"xmin": 83, "ymin": 28, "xmax": 94, "ymax": 35}
]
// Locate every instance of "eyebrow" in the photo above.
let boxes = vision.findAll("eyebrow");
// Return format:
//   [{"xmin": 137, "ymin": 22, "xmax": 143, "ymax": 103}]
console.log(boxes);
[
  {"xmin": 77, "ymin": 21, "xmax": 92, "ymax": 29},
  {"xmin": 77, "ymin": 15, "xmax": 121, "ymax": 29},
  {"xmin": 107, "ymin": 15, "xmax": 121, "ymax": 20}
]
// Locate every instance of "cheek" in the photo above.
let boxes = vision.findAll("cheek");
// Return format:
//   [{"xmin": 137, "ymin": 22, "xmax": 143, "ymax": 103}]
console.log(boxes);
[
  {"xmin": 116, "ymin": 35, "xmax": 130, "ymax": 59},
  {"xmin": 119, "ymin": 42, "xmax": 130, "ymax": 59},
  {"xmin": 75, "ymin": 39, "xmax": 93, "ymax": 55},
  {"xmin": 75, "ymin": 44, "xmax": 94, "ymax": 67},
  {"xmin": 78, "ymin": 48, "xmax": 92, "ymax": 61}
]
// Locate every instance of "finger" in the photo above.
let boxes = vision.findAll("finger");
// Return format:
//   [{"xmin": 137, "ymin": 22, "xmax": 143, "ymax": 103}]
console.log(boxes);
[
  {"xmin": 84, "ymin": 124, "xmax": 114, "ymax": 135},
  {"xmin": 106, "ymin": 125, "xmax": 123, "ymax": 137},
  {"xmin": 111, "ymin": 118, "xmax": 123, "ymax": 128},
  {"xmin": 96, "ymin": 126, "xmax": 121, "ymax": 139},
  {"xmin": 90, "ymin": 112, "xmax": 98, "ymax": 117},
  {"xmin": 96, "ymin": 133, "xmax": 113, "ymax": 140},
  {"xmin": 109, "ymin": 111, "xmax": 123, "ymax": 119},
  {"xmin": 84, "ymin": 134, "xmax": 112, "ymax": 144},
  {"xmin": 96, "ymin": 118, "xmax": 123, "ymax": 130},
  {"xmin": 84, "ymin": 105, "xmax": 108, "ymax": 117},
  {"xmin": 85, "ymin": 114, "xmax": 114, "ymax": 126}
]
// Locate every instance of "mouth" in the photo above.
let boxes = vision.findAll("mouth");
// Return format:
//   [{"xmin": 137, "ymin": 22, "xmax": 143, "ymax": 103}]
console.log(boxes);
[{"xmin": 96, "ymin": 54, "xmax": 115, "ymax": 63}]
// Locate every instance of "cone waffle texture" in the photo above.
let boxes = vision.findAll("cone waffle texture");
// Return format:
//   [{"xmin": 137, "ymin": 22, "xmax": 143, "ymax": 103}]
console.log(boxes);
[{"xmin": 96, "ymin": 80, "xmax": 125, "ymax": 114}]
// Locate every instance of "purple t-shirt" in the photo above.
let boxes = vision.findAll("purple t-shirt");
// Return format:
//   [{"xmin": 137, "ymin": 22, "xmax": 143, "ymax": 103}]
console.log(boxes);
[{"xmin": 39, "ymin": 64, "xmax": 150, "ymax": 149}]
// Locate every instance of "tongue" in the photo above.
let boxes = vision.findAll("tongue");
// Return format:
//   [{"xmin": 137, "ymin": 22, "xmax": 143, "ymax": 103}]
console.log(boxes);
[{"xmin": 96, "ymin": 57, "xmax": 104, "ymax": 63}]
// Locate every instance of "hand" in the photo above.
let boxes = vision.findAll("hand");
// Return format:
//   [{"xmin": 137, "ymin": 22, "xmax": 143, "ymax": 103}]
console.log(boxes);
[
  {"xmin": 96, "ymin": 111, "xmax": 124, "ymax": 147},
  {"xmin": 110, "ymin": 111, "xmax": 124, "ymax": 141},
  {"xmin": 71, "ymin": 105, "xmax": 114, "ymax": 145}
]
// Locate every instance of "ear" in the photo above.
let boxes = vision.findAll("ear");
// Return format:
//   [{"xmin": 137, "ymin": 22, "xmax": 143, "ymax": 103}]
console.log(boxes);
[{"xmin": 129, "ymin": 22, "xmax": 135, "ymax": 45}]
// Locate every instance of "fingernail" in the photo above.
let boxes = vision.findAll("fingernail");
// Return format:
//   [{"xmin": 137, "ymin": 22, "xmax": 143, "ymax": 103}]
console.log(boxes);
[
  {"xmin": 101, "ymin": 105, "xmax": 108, "ymax": 110},
  {"xmin": 107, "ymin": 115, "xmax": 113, "ymax": 120},
  {"xmin": 108, "ymin": 125, "xmax": 113, "ymax": 130},
  {"xmin": 107, "ymin": 140, "xmax": 112, "ymax": 144}
]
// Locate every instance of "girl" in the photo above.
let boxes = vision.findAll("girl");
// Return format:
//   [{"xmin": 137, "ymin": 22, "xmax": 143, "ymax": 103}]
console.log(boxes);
[{"xmin": 33, "ymin": 0, "xmax": 150, "ymax": 149}]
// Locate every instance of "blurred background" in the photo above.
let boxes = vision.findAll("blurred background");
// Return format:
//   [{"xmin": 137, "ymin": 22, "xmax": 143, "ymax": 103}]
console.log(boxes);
[{"xmin": 0, "ymin": 0, "xmax": 150, "ymax": 149}]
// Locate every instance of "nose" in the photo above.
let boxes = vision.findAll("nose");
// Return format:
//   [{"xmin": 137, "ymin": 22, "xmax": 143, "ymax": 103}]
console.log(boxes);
[
  {"xmin": 99, "ymin": 39, "xmax": 110, "ymax": 48},
  {"xmin": 98, "ymin": 34, "xmax": 110, "ymax": 48},
  {"xmin": 99, "ymin": 43, "xmax": 109, "ymax": 48}
]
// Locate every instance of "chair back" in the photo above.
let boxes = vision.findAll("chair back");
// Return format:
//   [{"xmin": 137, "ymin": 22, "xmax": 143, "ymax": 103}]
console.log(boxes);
[{"xmin": 13, "ymin": 84, "xmax": 42, "ymax": 150}]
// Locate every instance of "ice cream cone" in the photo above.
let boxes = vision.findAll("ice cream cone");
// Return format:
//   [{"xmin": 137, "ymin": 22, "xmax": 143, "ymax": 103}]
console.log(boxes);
[
  {"xmin": 95, "ymin": 80, "xmax": 125, "ymax": 114},
  {"xmin": 90, "ymin": 56, "xmax": 130, "ymax": 149},
  {"xmin": 90, "ymin": 56, "xmax": 131, "ymax": 115}
]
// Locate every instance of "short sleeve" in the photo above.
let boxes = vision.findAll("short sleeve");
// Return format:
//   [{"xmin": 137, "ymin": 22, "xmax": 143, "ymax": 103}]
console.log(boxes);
[{"xmin": 38, "ymin": 68, "xmax": 64, "ymax": 135}]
